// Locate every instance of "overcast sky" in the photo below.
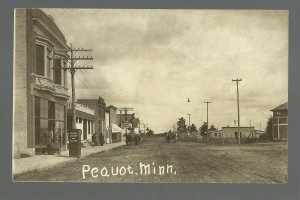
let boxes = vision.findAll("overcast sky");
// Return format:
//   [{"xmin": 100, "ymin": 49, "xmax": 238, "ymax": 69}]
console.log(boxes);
[{"xmin": 43, "ymin": 9, "xmax": 288, "ymax": 133}]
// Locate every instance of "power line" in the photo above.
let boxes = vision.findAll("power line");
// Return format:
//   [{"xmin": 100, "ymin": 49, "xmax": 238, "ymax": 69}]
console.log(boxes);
[{"xmin": 74, "ymin": 73, "xmax": 95, "ymax": 98}]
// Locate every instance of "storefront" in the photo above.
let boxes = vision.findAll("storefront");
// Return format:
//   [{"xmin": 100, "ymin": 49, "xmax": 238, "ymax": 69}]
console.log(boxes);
[
  {"xmin": 111, "ymin": 123, "xmax": 125, "ymax": 143},
  {"xmin": 34, "ymin": 97, "xmax": 66, "ymax": 153},
  {"xmin": 14, "ymin": 9, "xmax": 70, "ymax": 157}
]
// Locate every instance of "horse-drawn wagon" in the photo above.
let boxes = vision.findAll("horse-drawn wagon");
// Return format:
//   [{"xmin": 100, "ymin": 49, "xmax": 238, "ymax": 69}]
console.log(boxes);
[
  {"xmin": 125, "ymin": 133, "xmax": 141, "ymax": 145},
  {"xmin": 166, "ymin": 132, "xmax": 177, "ymax": 143}
]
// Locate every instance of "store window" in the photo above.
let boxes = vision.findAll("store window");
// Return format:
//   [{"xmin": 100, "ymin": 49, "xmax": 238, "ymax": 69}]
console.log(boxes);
[{"xmin": 35, "ymin": 96, "xmax": 66, "ymax": 149}]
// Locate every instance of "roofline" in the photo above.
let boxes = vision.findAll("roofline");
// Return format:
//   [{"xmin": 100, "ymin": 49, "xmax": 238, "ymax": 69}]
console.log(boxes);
[
  {"xmin": 270, "ymin": 102, "xmax": 288, "ymax": 111},
  {"xmin": 222, "ymin": 126, "xmax": 255, "ymax": 128}
]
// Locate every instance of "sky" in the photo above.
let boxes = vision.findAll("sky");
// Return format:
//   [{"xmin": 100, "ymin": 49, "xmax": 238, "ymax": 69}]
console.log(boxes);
[{"xmin": 43, "ymin": 9, "xmax": 288, "ymax": 133}]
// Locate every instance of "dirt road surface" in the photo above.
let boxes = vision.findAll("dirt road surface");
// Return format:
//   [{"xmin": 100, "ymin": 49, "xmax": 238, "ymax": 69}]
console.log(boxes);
[{"xmin": 14, "ymin": 137, "xmax": 287, "ymax": 183}]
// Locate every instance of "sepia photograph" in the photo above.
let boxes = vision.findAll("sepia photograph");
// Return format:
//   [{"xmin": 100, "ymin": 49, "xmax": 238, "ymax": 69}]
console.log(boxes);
[{"xmin": 13, "ymin": 8, "xmax": 288, "ymax": 183}]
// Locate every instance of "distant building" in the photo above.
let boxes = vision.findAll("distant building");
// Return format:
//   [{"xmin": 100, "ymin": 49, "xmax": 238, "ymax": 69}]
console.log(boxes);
[
  {"xmin": 14, "ymin": 9, "xmax": 70, "ymax": 157},
  {"xmin": 221, "ymin": 126, "xmax": 255, "ymax": 139},
  {"xmin": 105, "ymin": 105, "xmax": 123, "ymax": 143},
  {"xmin": 271, "ymin": 102, "xmax": 288, "ymax": 140},
  {"xmin": 67, "ymin": 102, "xmax": 95, "ymax": 141},
  {"xmin": 214, "ymin": 127, "xmax": 256, "ymax": 143},
  {"xmin": 77, "ymin": 97, "xmax": 107, "ymax": 140},
  {"xmin": 209, "ymin": 130, "xmax": 223, "ymax": 139},
  {"xmin": 107, "ymin": 105, "xmax": 117, "ymax": 125}
]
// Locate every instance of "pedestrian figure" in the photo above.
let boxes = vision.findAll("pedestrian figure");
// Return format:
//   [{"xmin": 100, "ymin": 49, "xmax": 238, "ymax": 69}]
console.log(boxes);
[{"xmin": 99, "ymin": 133, "xmax": 105, "ymax": 146}]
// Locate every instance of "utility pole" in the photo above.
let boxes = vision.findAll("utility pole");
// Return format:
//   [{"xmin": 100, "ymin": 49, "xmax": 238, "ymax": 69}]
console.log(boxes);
[
  {"xmin": 187, "ymin": 114, "xmax": 191, "ymax": 132},
  {"xmin": 56, "ymin": 43, "xmax": 93, "ymax": 129},
  {"xmin": 232, "ymin": 78, "xmax": 242, "ymax": 144},
  {"xmin": 204, "ymin": 101, "xmax": 211, "ymax": 141},
  {"xmin": 250, "ymin": 120, "xmax": 252, "ymax": 127},
  {"xmin": 117, "ymin": 107, "xmax": 134, "ymax": 134}
]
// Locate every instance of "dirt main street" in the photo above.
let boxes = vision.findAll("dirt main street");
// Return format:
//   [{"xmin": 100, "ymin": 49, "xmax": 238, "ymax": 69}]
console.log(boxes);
[{"xmin": 14, "ymin": 137, "xmax": 288, "ymax": 183}]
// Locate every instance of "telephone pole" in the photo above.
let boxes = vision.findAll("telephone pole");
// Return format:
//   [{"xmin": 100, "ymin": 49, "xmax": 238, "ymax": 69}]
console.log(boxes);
[
  {"xmin": 56, "ymin": 43, "xmax": 93, "ymax": 129},
  {"xmin": 204, "ymin": 101, "xmax": 211, "ymax": 141},
  {"xmin": 187, "ymin": 114, "xmax": 191, "ymax": 132},
  {"xmin": 232, "ymin": 78, "xmax": 242, "ymax": 144}
]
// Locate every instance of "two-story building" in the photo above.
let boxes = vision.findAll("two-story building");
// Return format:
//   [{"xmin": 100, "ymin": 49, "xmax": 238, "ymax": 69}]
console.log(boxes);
[
  {"xmin": 271, "ymin": 102, "xmax": 288, "ymax": 140},
  {"xmin": 14, "ymin": 9, "xmax": 70, "ymax": 157}
]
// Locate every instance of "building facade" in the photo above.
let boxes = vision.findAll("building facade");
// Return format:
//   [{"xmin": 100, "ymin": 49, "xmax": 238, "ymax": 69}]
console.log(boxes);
[
  {"xmin": 14, "ymin": 9, "xmax": 70, "ymax": 157},
  {"xmin": 271, "ymin": 102, "xmax": 288, "ymax": 140},
  {"xmin": 77, "ymin": 97, "xmax": 107, "ymax": 140},
  {"xmin": 106, "ymin": 105, "xmax": 124, "ymax": 143},
  {"xmin": 218, "ymin": 126, "xmax": 255, "ymax": 143},
  {"xmin": 67, "ymin": 102, "xmax": 95, "ymax": 141}
]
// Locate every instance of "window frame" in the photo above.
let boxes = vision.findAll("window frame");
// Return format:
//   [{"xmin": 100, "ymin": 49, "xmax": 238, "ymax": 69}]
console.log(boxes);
[{"xmin": 35, "ymin": 41, "xmax": 54, "ymax": 80}]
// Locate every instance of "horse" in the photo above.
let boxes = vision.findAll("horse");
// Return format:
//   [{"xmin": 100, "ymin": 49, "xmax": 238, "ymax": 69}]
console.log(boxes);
[{"xmin": 166, "ymin": 132, "xmax": 177, "ymax": 143}]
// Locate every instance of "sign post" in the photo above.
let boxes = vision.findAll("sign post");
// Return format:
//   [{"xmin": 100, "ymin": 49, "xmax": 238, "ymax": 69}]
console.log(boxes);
[{"xmin": 68, "ymin": 129, "xmax": 82, "ymax": 158}]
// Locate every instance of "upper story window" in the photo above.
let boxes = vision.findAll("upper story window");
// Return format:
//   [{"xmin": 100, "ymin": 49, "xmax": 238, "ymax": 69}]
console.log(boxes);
[
  {"xmin": 35, "ymin": 43, "xmax": 53, "ymax": 79},
  {"xmin": 36, "ymin": 44, "xmax": 45, "ymax": 76},
  {"xmin": 273, "ymin": 110, "xmax": 288, "ymax": 117},
  {"xmin": 63, "ymin": 61, "xmax": 67, "ymax": 86},
  {"xmin": 35, "ymin": 42, "xmax": 68, "ymax": 87},
  {"xmin": 54, "ymin": 58, "xmax": 67, "ymax": 87},
  {"xmin": 46, "ymin": 48, "xmax": 53, "ymax": 79},
  {"xmin": 54, "ymin": 59, "xmax": 62, "ymax": 85}
]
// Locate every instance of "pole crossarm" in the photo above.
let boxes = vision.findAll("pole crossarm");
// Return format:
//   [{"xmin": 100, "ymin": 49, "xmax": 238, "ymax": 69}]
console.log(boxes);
[
  {"xmin": 68, "ymin": 56, "xmax": 93, "ymax": 60},
  {"xmin": 60, "ymin": 66, "xmax": 94, "ymax": 70},
  {"xmin": 54, "ymin": 43, "xmax": 94, "ymax": 130},
  {"xmin": 232, "ymin": 78, "xmax": 242, "ymax": 81},
  {"xmin": 117, "ymin": 107, "xmax": 134, "ymax": 111}
]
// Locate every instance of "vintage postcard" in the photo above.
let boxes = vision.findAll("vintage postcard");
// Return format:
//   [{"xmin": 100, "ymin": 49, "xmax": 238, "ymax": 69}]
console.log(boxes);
[{"xmin": 13, "ymin": 8, "xmax": 288, "ymax": 183}]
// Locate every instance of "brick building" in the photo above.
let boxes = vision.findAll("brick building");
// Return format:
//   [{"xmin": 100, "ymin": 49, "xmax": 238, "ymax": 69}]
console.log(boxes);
[
  {"xmin": 14, "ymin": 9, "xmax": 70, "ymax": 157},
  {"xmin": 271, "ymin": 102, "xmax": 288, "ymax": 140}
]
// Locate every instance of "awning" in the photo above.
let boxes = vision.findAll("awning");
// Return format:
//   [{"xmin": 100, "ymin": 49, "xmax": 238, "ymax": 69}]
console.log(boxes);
[{"xmin": 111, "ymin": 123, "xmax": 125, "ymax": 133}]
